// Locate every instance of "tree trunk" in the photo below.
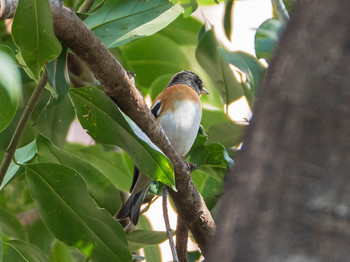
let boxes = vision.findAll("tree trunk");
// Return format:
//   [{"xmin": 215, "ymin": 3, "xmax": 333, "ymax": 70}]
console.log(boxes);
[{"xmin": 208, "ymin": 1, "xmax": 350, "ymax": 261}]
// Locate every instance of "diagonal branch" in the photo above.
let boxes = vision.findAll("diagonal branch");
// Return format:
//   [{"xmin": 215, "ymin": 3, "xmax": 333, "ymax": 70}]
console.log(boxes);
[{"xmin": 0, "ymin": 0, "xmax": 215, "ymax": 256}]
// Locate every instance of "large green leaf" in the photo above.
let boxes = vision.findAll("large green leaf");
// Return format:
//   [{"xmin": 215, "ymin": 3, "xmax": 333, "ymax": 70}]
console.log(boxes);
[
  {"xmin": 12, "ymin": 0, "xmax": 61, "ymax": 78},
  {"xmin": 191, "ymin": 170, "xmax": 221, "ymax": 207},
  {"xmin": 0, "ymin": 206, "xmax": 28, "ymax": 240},
  {"xmin": 127, "ymin": 230, "xmax": 168, "ymax": 252},
  {"xmin": 36, "ymin": 135, "xmax": 121, "ymax": 215},
  {"xmin": 196, "ymin": 28, "xmax": 244, "ymax": 105},
  {"xmin": 4, "ymin": 239, "xmax": 49, "ymax": 262},
  {"xmin": 218, "ymin": 48, "xmax": 266, "ymax": 97},
  {"xmin": 189, "ymin": 143, "xmax": 233, "ymax": 182},
  {"xmin": 118, "ymin": 33, "xmax": 190, "ymax": 91},
  {"xmin": 26, "ymin": 163, "xmax": 132, "ymax": 262},
  {"xmin": 0, "ymin": 47, "xmax": 21, "ymax": 132},
  {"xmin": 85, "ymin": 0, "xmax": 182, "ymax": 48},
  {"xmin": 26, "ymin": 219, "xmax": 54, "ymax": 256},
  {"xmin": 0, "ymin": 140, "xmax": 37, "ymax": 189},
  {"xmin": 64, "ymin": 143, "xmax": 133, "ymax": 192},
  {"xmin": 255, "ymin": 18, "xmax": 285, "ymax": 62},
  {"xmin": 69, "ymin": 87, "xmax": 175, "ymax": 189},
  {"xmin": 207, "ymin": 121, "xmax": 246, "ymax": 148}
]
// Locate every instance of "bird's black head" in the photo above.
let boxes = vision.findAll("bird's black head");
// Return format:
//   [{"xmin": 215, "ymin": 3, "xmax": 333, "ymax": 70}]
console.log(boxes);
[{"xmin": 167, "ymin": 70, "xmax": 208, "ymax": 95}]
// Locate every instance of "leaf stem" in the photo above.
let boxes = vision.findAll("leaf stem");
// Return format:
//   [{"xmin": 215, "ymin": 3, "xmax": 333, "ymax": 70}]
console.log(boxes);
[
  {"xmin": 271, "ymin": 0, "xmax": 290, "ymax": 22},
  {"xmin": 0, "ymin": 70, "xmax": 48, "ymax": 187},
  {"xmin": 79, "ymin": 0, "xmax": 96, "ymax": 13},
  {"xmin": 163, "ymin": 187, "xmax": 179, "ymax": 262}
]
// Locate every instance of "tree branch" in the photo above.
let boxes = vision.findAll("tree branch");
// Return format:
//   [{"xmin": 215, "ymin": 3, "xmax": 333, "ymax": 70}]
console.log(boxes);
[{"xmin": 0, "ymin": 0, "xmax": 215, "ymax": 256}]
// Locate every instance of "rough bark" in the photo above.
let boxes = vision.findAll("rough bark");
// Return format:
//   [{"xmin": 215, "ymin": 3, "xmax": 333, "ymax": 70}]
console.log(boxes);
[
  {"xmin": 0, "ymin": 0, "xmax": 215, "ymax": 255},
  {"xmin": 208, "ymin": 1, "xmax": 350, "ymax": 261}
]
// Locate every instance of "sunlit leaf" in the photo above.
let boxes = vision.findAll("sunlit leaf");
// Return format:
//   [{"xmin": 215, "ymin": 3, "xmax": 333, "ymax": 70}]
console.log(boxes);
[
  {"xmin": 196, "ymin": 28, "xmax": 244, "ymax": 105},
  {"xmin": 50, "ymin": 240, "xmax": 75, "ymax": 262},
  {"xmin": 207, "ymin": 121, "xmax": 246, "ymax": 148},
  {"xmin": 218, "ymin": 48, "xmax": 266, "ymax": 97},
  {"xmin": 0, "ymin": 47, "xmax": 21, "ymax": 132},
  {"xmin": 255, "ymin": 18, "xmax": 285, "ymax": 62},
  {"xmin": 84, "ymin": 0, "xmax": 182, "ymax": 48}
]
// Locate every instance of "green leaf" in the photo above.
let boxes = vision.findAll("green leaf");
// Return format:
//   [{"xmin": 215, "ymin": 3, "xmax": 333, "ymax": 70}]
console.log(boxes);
[
  {"xmin": 118, "ymin": 33, "xmax": 190, "ymax": 92},
  {"xmin": 255, "ymin": 18, "xmax": 285, "ymax": 62},
  {"xmin": 0, "ymin": 46, "xmax": 21, "ymax": 109},
  {"xmin": 223, "ymin": 0, "xmax": 234, "ymax": 40},
  {"xmin": 0, "ymin": 238, "xmax": 3, "ymax": 262},
  {"xmin": 0, "ymin": 140, "xmax": 37, "ymax": 189},
  {"xmin": 191, "ymin": 170, "xmax": 221, "ymax": 201},
  {"xmin": 5, "ymin": 239, "xmax": 49, "ymax": 262},
  {"xmin": 127, "ymin": 230, "xmax": 168, "ymax": 252},
  {"xmin": 170, "ymin": 0, "xmax": 198, "ymax": 17},
  {"xmin": 33, "ymin": 94, "xmax": 75, "ymax": 148},
  {"xmin": 196, "ymin": 28, "xmax": 244, "ymax": 105},
  {"xmin": 26, "ymin": 219, "xmax": 54, "ymax": 256},
  {"xmin": 46, "ymin": 44, "xmax": 70, "ymax": 108},
  {"xmin": 84, "ymin": 0, "xmax": 182, "ymax": 48},
  {"xmin": 207, "ymin": 121, "xmax": 246, "ymax": 148},
  {"xmin": 12, "ymin": 0, "xmax": 61, "ymax": 78},
  {"xmin": 188, "ymin": 143, "xmax": 233, "ymax": 182},
  {"xmin": 69, "ymin": 87, "xmax": 175, "ymax": 189},
  {"xmin": 26, "ymin": 163, "xmax": 132, "ymax": 262},
  {"xmin": 64, "ymin": 143, "xmax": 133, "ymax": 192},
  {"xmin": 218, "ymin": 48, "xmax": 265, "ymax": 97},
  {"xmin": 50, "ymin": 240, "xmax": 75, "ymax": 262},
  {"xmin": 188, "ymin": 250, "xmax": 201, "ymax": 262},
  {"xmin": 0, "ymin": 86, "xmax": 17, "ymax": 134},
  {"xmin": 0, "ymin": 206, "xmax": 28, "ymax": 240},
  {"xmin": 207, "ymin": 122, "xmax": 247, "ymax": 148},
  {"xmin": 36, "ymin": 135, "xmax": 121, "ymax": 215},
  {"xmin": 0, "ymin": 47, "xmax": 21, "ymax": 132},
  {"xmin": 136, "ymin": 216, "xmax": 162, "ymax": 262}
]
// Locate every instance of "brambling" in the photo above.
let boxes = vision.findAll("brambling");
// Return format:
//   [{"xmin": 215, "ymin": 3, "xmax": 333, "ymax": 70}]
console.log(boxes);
[{"xmin": 117, "ymin": 70, "xmax": 209, "ymax": 225}]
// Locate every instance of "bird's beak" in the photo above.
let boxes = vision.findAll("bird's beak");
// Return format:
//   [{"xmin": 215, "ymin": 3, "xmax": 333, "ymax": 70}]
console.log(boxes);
[{"xmin": 201, "ymin": 87, "xmax": 209, "ymax": 95}]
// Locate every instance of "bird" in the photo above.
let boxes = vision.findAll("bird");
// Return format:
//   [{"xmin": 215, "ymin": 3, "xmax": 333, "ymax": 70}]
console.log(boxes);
[{"xmin": 117, "ymin": 70, "xmax": 209, "ymax": 225}]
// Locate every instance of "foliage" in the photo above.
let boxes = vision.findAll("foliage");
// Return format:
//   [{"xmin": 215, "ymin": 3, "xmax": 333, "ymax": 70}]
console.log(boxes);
[{"xmin": 0, "ymin": 0, "xmax": 286, "ymax": 261}]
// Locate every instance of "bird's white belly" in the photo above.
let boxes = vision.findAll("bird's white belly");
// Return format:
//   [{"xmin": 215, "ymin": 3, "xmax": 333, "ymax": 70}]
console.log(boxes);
[{"xmin": 159, "ymin": 100, "xmax": 201, "ymax": 156}]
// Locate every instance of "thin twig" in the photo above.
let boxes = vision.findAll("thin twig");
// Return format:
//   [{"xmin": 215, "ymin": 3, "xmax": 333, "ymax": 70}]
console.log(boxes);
[
  {"xmin": 176, "ymin": 215, "xmax": 189, "ymax": 262},
  {"xmin": 271, "ymin": 0, "xmax": 290, "ymax": 22},
  {"xmin": 0, "ymin": 70, "xmax": 48, "ymax": 187},
  {"xmin": 163, "ymin": 187, "xmax": 179, "ymax": 262},
  {"xmin": 79, "ymin": 0, "xmax": 95, "ymax": 13}
]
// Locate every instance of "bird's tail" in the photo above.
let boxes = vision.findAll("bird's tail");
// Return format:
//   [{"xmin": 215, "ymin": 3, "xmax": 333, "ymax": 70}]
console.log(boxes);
[{"xmin": 117, "ymin": 186, "xmax": 149, "ymax": 225}]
